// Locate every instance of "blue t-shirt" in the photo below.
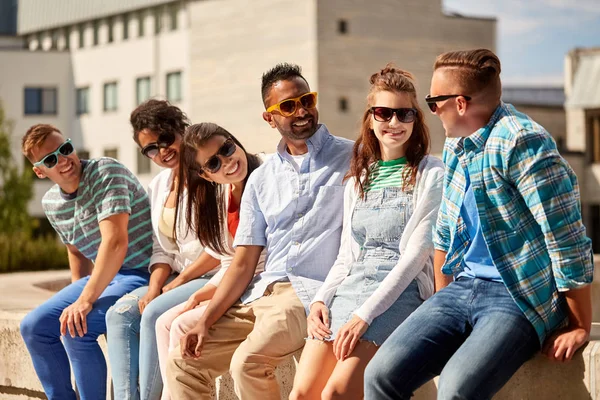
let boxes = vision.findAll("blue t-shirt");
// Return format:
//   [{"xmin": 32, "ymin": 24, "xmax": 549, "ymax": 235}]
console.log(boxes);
[{"xmin": 457, "ymin": 168, "xmax": 502, "ymax": 282}]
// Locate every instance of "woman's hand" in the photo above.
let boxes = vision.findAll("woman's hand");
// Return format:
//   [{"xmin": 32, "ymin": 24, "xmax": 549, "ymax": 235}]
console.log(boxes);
[
  {"xmin": 307, "ymin": 302, "xmax": 332, "ymax": 340},
  {"xmin": 162, "ymin": 275, "xmax": 185, "ymax": 293},
  {"xmin": 180, "ymin": 320, "xmax": 210, "ymax": 359},
  {"xmin": 138, "ymin": 289, "xmax": 160, "ymax": 314},
  {"xmin": 178, "ymin": 292, "xmax": 204, "ymax": 316},
  {"xmin": 333, "ymin": 314, "xmax": 369, "ymax": 361}
]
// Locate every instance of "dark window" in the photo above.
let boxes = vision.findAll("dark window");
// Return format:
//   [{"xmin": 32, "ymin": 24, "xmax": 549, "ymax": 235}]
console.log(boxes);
[
  {"xmin": 24, "ymin": 88, "xmax": 57, "ymax": 115},
  {"xmin": 64, "ymin": 26, "xmax": 71, "ymax": 50},
  {"xmin": 123, "ymin": 14, "xmax": 129, "ymax": 40},
  {"xmin": 108, "ymin": 17, "xmax": 114, "ymax": 43},
  {"xmin": 136, "ymin": 77, "xmax": 152, "ymax": 105},
  {"xmin": 104, "ymin": 148, "xmax": 118, "ymax": 159},
  {"xmin": 93, "ymin": 20, "xmax": 99, "ymax": 46},
  {"xmin": 78, "ymin": 24, "xmax": 85, "ymax": 48},
  {"xmin": 338, "ymin": 19, "xmax": 348, "ymax": 34},
  {"xmin": 76, "ymin": 87, "xmax": 90, "ymax": 115},
  {"xmin": 139, "ymin": 12, "xmax": 145, "ymax": 37},
  {"xmin": 155, "ymin": 8, "xmax": 162, "ymax": 35},
  {"xmin": 103, "ymin": 82, "xmax": 118, "ymax": 112},
  {"xmin": 170, "ymin": 4, "xmax": 178, "ymax": 31},
  {"xmin": 589, "ymin": 113, "xmax": 600, "ymax": 164},
  {"xmin": 166, "ymin": 72, "xmax": 182, "ymax": 102},
  {"xmin": 339, "ymin": 97, "xmax": 349, "ymax": 112}
]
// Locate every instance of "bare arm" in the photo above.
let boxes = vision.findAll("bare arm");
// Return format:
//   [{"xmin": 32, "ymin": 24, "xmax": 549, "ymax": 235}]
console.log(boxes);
[
  {"xmin": 66, "ymin": 244, "xmax": 94, "ymax": 282},
  {"xmin": 543, "ymin": 285, "xmax": 592, "ymax": 361},
  {"xmin": 434, "ymin": 249, "xmax": 452, "ymax": 292},
  {"xmin": 60, "ymin": 213, "xmax": 130, "ymax": 337},
  {"xmin": 199, "ymin": 245, "xmax": 262, "ymax": 327},
  {"xmin": 162, "ymin": 251, "xmax": 221, "ymax": 293}
]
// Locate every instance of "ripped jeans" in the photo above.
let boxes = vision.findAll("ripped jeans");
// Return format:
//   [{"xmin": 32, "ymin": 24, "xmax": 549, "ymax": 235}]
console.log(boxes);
[
  {"xmin": 105, "ymin": 277, "xmax": 212, "ymax": 400},
  {"xmin": 20, "ymin": 269, "xmax": 149, "ymax": 400}
]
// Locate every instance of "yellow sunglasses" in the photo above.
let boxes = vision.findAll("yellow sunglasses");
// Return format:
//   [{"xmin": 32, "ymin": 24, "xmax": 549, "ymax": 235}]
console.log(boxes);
[{"xmin": 266, "ymin": 92, "xmax": 318, "ymax": 117}]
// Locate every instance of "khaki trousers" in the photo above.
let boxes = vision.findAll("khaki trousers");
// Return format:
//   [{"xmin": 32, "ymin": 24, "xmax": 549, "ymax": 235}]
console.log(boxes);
[{"xmin": 166, "ymin": 282, "xmax": 307, "ymax": 400}]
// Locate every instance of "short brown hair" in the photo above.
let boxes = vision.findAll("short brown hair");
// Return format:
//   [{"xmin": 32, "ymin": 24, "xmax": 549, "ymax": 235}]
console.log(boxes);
[
  {"xmin": 22, "ymin": 124, "xmax": 62, "ymax": 162},
  {"xmin": 434, "ymin": 49, "xmax": 502, "ymax": 102}
]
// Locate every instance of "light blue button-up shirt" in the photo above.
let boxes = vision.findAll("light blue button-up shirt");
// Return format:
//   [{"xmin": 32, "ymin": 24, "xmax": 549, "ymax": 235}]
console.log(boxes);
[{"xmin": 233, "ymin": 124, "xmax": 354, "ymax": 312}]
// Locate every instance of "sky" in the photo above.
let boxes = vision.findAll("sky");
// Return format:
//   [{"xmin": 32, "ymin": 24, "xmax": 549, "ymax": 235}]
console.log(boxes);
[{"xmin": 444, "ymin": 0, "xmax": 600, "ymax": 86}]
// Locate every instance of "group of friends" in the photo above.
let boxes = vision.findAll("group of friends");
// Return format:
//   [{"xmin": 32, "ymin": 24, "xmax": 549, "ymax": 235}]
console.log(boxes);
[{"xmin": 18, "ymin": 48, "xmax": 594, "ymax": 400}]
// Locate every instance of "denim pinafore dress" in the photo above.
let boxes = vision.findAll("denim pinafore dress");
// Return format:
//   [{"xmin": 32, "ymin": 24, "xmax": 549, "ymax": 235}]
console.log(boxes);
[{"xmin": 327, "ymin": 186, "xmax": 423, "ymax": 345}]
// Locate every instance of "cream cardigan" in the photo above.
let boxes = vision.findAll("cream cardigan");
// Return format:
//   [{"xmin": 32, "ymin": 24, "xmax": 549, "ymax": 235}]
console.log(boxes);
[{"xmin": 311, "ymin": 155, "xmax": 444, "ymax": 325}]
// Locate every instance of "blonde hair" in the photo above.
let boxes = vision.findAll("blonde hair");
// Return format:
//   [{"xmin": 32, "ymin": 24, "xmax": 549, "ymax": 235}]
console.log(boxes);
[
  {"xmin": 434, "ymin": 49, "xmax": 502, "ymax": 103},
  {"xmin": 22, "ymin": 124, "xmax": 62, "ymax": 162}
]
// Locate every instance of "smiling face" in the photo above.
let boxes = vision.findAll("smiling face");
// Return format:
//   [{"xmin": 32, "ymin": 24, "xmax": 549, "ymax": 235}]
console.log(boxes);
[
  {"xmin": 137, "ymin": 128, "xmax": 182, "ymax": 170},
  {"xmin": 262, "ymin": 76, "xmax": 319, "ymax": 142},
  {"xmin": 195, "ymin": 135, "xmax": 248, "ymax": 185},
  {"xmin": 370, "ymin": 90, "xmax": 415, "ymax": 160},
  {"xmin": 30, "ymin": 131, "xmax": 82, "ymax": 192}
]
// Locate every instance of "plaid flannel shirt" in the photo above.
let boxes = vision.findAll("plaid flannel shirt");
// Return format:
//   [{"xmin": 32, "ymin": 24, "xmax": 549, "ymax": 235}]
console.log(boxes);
[{"xmin": 433, "ymin": 102, "xmax": 594, "ymax": 344}]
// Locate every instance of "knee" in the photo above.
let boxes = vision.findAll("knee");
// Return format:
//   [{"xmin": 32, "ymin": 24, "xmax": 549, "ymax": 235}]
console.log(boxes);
[
  {"xmin": 140, "ymin": 301, "xmax": 164, "ymax": 331},
  {"xmin": 437, "ymin": 371, "xmax": 470, "ymax": 400},
  {"xmin": 321, "ymin": 385, "xmax": 345, "ymax": 400},
  {"xmin": 20, "ymin": 310, "xmax": 44, "ymax": 342},
  {"xmin": 289, "ymin": 388, "xmax": 311, "ymax": 400},
  {"xmin": 105, "ymin": 294, "xmax": 140, "ymax": 328},
  {"xmin": 229, "ymin": 349, "xmax": 248, "ymax": 380}
]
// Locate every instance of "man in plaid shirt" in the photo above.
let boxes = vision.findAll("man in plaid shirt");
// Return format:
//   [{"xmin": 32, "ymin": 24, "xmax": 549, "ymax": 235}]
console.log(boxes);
[{"xmin": 365, "ymin": 49, "xmax": 594, "ymax": 400}]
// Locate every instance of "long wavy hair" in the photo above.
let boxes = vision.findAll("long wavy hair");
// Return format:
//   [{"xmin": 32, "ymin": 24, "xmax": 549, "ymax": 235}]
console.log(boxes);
[
  {"xmin": 174, "ymin": 123, "xmax": 262, "ymax": 254},
  {"xmin": 348, "ymin": 64, "xmax": 430, "ymax": 198}
]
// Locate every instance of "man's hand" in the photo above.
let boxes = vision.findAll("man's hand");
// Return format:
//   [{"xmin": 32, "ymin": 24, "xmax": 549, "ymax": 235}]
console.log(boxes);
[
  {"xmin": 307, "ymin": 302, "xmax": 331, "ymax": 340},
  {"xmin": 60, "ymin": 298, "xmax": 93, "ymax": 338},
  {"xmin": 138, "ymin": 289, "xmax": 160, "ymax": 314},
  {"xmin": 542, "ymin": 326, "xmax": 589, "ymax": 362},
  {"xmin": 180, "ymin": 320, "xmax": 209, "ymax": 359},
  {"xmin": 333, "ymin": 314, "xmax": 369, "ymax": 361}
]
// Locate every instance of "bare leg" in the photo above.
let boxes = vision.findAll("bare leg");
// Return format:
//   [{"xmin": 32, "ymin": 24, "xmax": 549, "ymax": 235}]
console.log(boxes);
[{"xmin": 290, "ymin": 340, "xmax": 338, "ymax": 400}]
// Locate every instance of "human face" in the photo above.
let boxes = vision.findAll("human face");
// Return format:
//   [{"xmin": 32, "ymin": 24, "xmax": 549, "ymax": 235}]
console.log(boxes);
[
  {"xmin": 370, "ymin": 91, "xmax": 415, "ymax": 161},
  {"xmin": 262, "ymin": 77, "xmax": 319, "ymax": 142},
  {"xmin": 137, "ymin": 128, "xmax": 182, "ymax": 170},
  {"xmin": 30, "ymin": 131, "xmax": 82, "ymax": 191},
  {"xmin": 195, "ymin": 135, "xmax": 248, "ymax": 185},
  {"xmin": 429, "ymin": 69, "xmax": 470, "ymax": 138}
]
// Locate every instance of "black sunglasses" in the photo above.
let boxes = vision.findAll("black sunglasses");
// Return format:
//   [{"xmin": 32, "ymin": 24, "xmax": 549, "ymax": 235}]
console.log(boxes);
[
  {"xmin": 33, "ymin": 139, "xmax": 75, "ymax": 169},
  {"xmin": 140, "ymin": 132, "xmax": 176, "ymax": 158},
  {"xmin": 199, "ymin": 138, "xmax": 237, "ymax": 174},
  {"xmin": 370, "ymin": 107, "xmax": 418, "ymax": 123},
  {"xmin": 425, "ymin": 94, "xmax": 471, "ymax": 112}
]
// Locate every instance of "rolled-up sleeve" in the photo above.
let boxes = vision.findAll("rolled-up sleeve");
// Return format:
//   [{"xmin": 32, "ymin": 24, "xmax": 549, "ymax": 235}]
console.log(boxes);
[{"xmin": 233, "ymin": 176, "xmax": 267, "ymax": 247}]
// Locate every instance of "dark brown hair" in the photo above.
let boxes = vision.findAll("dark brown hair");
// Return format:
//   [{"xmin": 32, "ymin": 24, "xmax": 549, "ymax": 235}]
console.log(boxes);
[
  {"xmin": 175, "ymin": 123, "xmax": 262, "ymax": 254},
  {"xmin": 348, "ymin": 64, "xmax": 430, "ymax": 198},
  {"xmin": 130, "ymin": 99, "xmax": 190, "ymax": 145},
  {"xmin": 434, "ymin": 48, "xmax": 502, "ymax": 102},
  {"xmin": 22, "ymin": 124, "xmax": 62, "ymax": 162}
]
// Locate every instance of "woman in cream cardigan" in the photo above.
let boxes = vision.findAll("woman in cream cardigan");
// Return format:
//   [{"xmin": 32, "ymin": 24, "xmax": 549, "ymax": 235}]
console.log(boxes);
[
  {"xmin": 290, "ymin": 66, "xmax": 444, "ymax": 400},
  {"xmin": 106, "ymin": 101, "xmax": 222, "ymax": 400}
]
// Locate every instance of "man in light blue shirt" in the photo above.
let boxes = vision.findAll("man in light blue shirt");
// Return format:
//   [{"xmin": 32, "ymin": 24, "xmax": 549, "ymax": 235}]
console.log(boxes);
[{"xmin": 167, "ymin": 63, "xmax": 353, "ymax": 399}]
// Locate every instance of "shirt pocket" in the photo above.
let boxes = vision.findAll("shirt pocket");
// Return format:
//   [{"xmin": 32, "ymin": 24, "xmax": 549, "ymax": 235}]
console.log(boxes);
[{"xmin": 312, "ymin": 185, "xmax": 345, "ymax": 227}]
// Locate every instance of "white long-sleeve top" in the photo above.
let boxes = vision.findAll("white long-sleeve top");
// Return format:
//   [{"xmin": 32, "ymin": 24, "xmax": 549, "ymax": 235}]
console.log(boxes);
[{"xmin": 311, "ymin": 155, "xmax": 444, "ymax": 325}]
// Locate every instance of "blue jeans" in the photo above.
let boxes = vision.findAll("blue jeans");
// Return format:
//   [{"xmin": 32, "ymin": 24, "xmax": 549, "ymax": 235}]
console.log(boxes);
[
  {"xmin": 20, "ymin": 269, "xmax": 149, "ymax": 400},
  {"xmin": 364, "ymin": 278, "xmax": 541, "ymax": 400},
  {"xmin": 105, "ymin": 277, "xmax": 211, "ymax": 400}
]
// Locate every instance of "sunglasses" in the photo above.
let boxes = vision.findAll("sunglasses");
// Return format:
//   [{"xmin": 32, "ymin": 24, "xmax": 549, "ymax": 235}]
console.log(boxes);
[
  {"xmin": 425, "ymin": 94, "xmax": 471, "ymax": 112},
  {"xmin": 140, "ymin": 132, "xmax": 176, "ymax": 158},
  {"xmin": 266, "ymin": 92, "xmax": 318, "ymax": 117},
  {"xmin": 33, "ymin": 139, "xmax": 75, "ymax": 169},
  {"xmin": 199, "ymin": 138, "xmax": 237, "ymax": 174},
  {"xmin": 370, "ymin": 107, "xmax": 418, "ymax": 123}
]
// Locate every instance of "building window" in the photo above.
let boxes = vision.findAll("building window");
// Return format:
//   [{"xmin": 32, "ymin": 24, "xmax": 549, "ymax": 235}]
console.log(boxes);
[
  {"xmin": 136, "ymin": 77, "xmax": 152, "ymax": 105},
  {"xmin": 590, "ymin": 114, "xmax": 600, "ymax": 164},
  {"xmin": 50, "ymin": 30, "xmax": 58, "ymax": 50},
  {"xmin": 123, "ymin": 14, "xmax": 129, "ymax": 40},
  {"xmin": 338, "ymin": 19, "xmax": 348, "ymax": 34},
  {"xmin": 107, "ymin": 17, "xmax": 114, "ymax": 43},
  {"xmin": 36, "ymin": 31, "xmax": 43, "ymax": 50},
  {"xmin": 169, "ymin": 4, "xmax": 178, "ymax": 31},
  {"xmin": 166, "ymin": 72, "xmax": 182, "ymax": 102},
  {"xmin": 64, "ymin": 27, "xmax": 71, "ymax": 50},
  {"xmin": 76, "ymin": 87, "xmax": 90, "ymax": 115},
  {"xmin": 78, "ymin": 150, "xmax": 90, "ymax": 160},
  {"xmin": 103, "ymin": 82, "xmax": 118, "ymax": 112},
  {"xmin": 93, "ymin": 21, "xmax": 99, "ymax": 46},
  {"xmin": 339, "ymin": 97, "xmax": 349, "ymax": 112},
  {"xmin": 137, "ymin": 152, "xmax": 152, "ymax": 174},
  {"xmin": 138, "ymin": 11, "xmax": 145, "ymax": 37},
  {"xmin": 79, "ymin": 24, "xmax": 85, "ymax": 48},
  {"xmin": 104, "ymin": 148, "xmax": 118, "ymax": 160},
  {"xmin": 155, "ymin": 8, "xmax": 162, "ymax": 35},
  {"xmin": 24, "ymin": 88, "xmax": 57, "ymax": 115}
]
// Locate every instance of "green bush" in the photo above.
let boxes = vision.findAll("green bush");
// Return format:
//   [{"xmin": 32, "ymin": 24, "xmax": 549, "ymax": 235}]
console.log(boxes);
[{"xmin": 0, "ymin": 233, "xmax": 69, "ymax": 273}]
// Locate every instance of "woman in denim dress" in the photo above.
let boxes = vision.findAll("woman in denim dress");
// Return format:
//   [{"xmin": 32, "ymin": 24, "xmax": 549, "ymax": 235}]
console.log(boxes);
[{"xmin": 290, "ymin": 65, "xmax": 444, "ymax": 400}]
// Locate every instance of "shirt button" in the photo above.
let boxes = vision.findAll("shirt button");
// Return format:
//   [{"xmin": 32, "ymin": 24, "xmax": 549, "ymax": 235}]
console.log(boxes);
[
  {"xmin": 293, "ymin": 241, "xmax": 300, "ymax": 246},
  {"xmin": 298, "ymin": 213, "xmax": 303, "ymax": 218},
  {"xmin": 287, "ymin": 268, "xmax": 293, "ymax": 272}
]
